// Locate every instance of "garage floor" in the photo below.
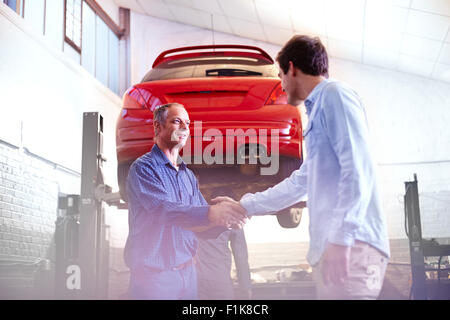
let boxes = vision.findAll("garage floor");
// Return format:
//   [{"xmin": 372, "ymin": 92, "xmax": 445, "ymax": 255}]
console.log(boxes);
[{"xmin": 108, "ymin": 247, "xmax": 416, "ymax": 300}]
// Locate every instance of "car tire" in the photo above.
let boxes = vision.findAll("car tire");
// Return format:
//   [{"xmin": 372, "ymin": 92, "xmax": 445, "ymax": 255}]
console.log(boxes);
[{"xmin": 276, "ymin": 206, "xmax": 303, "ymax": 228}]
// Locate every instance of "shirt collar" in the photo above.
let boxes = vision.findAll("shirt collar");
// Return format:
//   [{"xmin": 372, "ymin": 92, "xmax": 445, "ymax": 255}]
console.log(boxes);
[
  {"xmin": 151, "ymin": 144, "xmax": 187, "ymax": 170},
  {"xmin": 304, "ymin": 79, "xmax": 332, "ymax": 115}
]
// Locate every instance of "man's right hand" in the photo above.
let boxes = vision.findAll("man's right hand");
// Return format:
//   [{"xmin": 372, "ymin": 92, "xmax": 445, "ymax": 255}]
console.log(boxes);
[{"xmin": 208, "ymin": 200, "xmax": 248, "ymax": 229}]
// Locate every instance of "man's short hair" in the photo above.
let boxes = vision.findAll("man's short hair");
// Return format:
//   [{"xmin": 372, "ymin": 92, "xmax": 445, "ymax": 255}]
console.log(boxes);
[
  {"xmin": 276, "ymin": 35, "xmax": 328, "ymax": 77},
  {"xmin": 153, "ymin": 103, "xmax": 184, "ymax": 124}
]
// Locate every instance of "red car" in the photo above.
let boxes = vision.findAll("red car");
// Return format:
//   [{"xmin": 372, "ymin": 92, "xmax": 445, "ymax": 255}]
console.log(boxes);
[{"xmin": 116, "ymin": 45, "xmax": 305, "ymax": 228}]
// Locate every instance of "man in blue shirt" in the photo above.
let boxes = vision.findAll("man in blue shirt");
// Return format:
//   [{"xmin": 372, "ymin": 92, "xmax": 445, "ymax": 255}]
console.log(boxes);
[
  {"xmin": 125, "ymin": 103, "xmax": 247, "ymax": 300},
  {"xmin": 214, "ymin": 35, "xmax": 390, "ymax": 299}
]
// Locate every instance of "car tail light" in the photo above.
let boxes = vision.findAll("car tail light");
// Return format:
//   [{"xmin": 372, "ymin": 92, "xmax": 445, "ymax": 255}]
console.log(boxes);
[
  {"xmin": 145, "ymin": 92, "xmax": 164, "ymax": 111},
  {"xmin": 123, "ymin": 87, "xmax": 147, "ymax": 109},
  {"xmin": 265, "ymin": 83, "xmax": 288, "ymax": 105},
  {"xmin": 289, "ymin": 123, "xmax": 298, "ymax": 136}
]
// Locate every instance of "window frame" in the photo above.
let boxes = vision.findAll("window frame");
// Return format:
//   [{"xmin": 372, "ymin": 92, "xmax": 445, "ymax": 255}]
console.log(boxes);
[
  {"xmin": 64, "ymin": 0, "xmax": 83, "ymax": 54},
  {"xmin": 63, "ymin": 0, "xmax": 124, "ymax": 56}
]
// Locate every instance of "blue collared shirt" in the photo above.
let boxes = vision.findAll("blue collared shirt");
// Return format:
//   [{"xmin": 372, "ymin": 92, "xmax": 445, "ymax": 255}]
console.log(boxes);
[
  {"xmin": 124, "ymin": 144, "xmax": 210, "ymax": 271},
  {"xmin": 240, "ymin": 79, "xmax": 390, "ymax": 266}
]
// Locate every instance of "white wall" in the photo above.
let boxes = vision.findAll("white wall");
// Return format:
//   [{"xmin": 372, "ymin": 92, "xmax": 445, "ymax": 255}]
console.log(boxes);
[
  {"xmin": 0, "ymin": 3, "xmax": 124, "ymax": 248},
  {"xmin": 129, "ymin": 13, "xmax": 450, "ymax": 244},
  {"xmin": 95, "ymin": 0, "xmax": 120, "ymax": 26},
  {"xmin": 0, "ymin": 3, "xmax": 121, "ymax": 183},
  {"xmin": 331, "ymin": 60, "xmax": 450, "ymax": 240}
]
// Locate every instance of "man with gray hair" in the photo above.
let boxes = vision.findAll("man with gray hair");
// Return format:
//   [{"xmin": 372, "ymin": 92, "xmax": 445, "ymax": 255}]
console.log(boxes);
[{"xmin": 124, "ymin": 103, "xmax": 248, "ymax": 300}]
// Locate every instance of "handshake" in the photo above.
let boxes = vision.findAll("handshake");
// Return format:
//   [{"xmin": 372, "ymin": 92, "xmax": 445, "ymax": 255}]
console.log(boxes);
[{"xmin": 207, "ymin": 196, "xmax": 249, "ymax": 229}]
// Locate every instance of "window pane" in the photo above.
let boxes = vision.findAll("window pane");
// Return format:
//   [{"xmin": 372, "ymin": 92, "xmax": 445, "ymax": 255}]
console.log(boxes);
[
  {"xmin": 64, "ymin": 0, "xmax": 81, "ymax": 49},
  {"xmin": 73, "ymin": 21, "xmax": 81, "ymax": 47},
  {"xmin": 81, "ymin": 3, "xmax": 96, "ymax": 76},
  {"xmin": 5, "ymin": 0, "xmax": 17, "ymax": 12},
  {"xmin": 74, "ymin": 0, "xmax": 81, "ymax": 19},
  {"xmin": 45, "ymin": 0, "xmax": 64, "ymax": 51},
  {"xmin": 24, "ymin": 0, "xmax": 45, "ymax": 35},
  {"xmin": 108, "ymin": 30, "xmax": 119, "ymax": 95},
  {"xmin": 67, "ymin": 0, "xmax": 73, "ymax": 12},
  {"xmin": 95, "ymin": 16, "xmax": 109, "ymax": 87}
]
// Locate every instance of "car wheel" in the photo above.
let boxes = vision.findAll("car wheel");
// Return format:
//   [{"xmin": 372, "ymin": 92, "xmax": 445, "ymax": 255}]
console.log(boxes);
[
  {"xmin": 276, "ymin": 206, "xmax": 303, "ymax": 228},
  {"xmin": 118, "ymin": 162, "xmax": 132, "ymax": 202}
]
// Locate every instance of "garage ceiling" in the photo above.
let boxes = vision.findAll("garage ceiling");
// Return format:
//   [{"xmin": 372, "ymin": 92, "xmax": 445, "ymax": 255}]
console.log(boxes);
[{"xmin": 113, "ymin": 0, "xmax": 450, "ymax": 83}]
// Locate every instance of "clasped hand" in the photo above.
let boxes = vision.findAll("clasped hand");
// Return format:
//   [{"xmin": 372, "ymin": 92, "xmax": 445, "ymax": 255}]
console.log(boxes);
[{"xmin": 208, "ymin": 196, "xmax": 248, "ymax": 229}]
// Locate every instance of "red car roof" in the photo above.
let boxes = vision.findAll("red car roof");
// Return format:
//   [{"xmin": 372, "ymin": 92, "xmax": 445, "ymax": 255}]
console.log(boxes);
[{"xmin": 152, "ymin": 44, "xmax": 274, "ymax": 68}]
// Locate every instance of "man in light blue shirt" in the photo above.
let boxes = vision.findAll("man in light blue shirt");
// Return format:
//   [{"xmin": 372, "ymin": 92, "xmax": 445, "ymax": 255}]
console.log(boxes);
[{"xmin": 214, "ymin": 35, "xmax": 390, "ymax": 299}]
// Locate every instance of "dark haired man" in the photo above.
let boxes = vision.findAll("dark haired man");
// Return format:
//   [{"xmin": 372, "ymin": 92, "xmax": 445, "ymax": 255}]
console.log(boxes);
[
  {"xmin": 124, "ymin": 103, "xmax": 247, "ymax": 300},
  {"xmin": 214, "ymin": 35, "xmax": 390, "ymax": 299}
]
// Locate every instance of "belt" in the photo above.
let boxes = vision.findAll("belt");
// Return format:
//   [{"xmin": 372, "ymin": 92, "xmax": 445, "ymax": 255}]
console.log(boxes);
[{"xmin": 171, "ymin": 259, "xmax": 194, "ymax": 271}]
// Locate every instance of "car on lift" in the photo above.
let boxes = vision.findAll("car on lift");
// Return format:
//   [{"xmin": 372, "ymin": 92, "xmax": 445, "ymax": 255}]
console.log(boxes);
[{"xmin": 116, "ymin": 45, "xmax": 305, "ymax": 228}]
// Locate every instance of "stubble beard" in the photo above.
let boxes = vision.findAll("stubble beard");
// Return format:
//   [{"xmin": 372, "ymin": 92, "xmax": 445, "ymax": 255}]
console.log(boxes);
[{"xmin": 171, "ymin": 129, "xmax": 189, "ymax": 148}]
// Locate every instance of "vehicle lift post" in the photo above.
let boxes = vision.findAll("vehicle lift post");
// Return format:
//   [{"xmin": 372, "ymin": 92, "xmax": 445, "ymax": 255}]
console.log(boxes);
[
  {"xmin": 56, "ymin": 112, "xmax": 123, "ymax": 299},
  {"xmin": 404, "ymin": 174, "xmax": 427, "ymax": 299},
  {"xmin": 405, "ymin": 174, "xmax": 450, "ymax": 300},
  {"xmin": 78, "ymin": 112, "xmax": 110, "ymax": 299}
]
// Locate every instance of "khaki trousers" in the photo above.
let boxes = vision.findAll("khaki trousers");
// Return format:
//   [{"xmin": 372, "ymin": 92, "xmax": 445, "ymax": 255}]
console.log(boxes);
[{"xmin": 313, "ymin": 240, "xmax": 388, "ymax": 300}]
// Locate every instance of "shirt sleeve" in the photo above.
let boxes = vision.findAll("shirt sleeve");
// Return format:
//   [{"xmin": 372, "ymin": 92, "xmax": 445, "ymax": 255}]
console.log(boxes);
[
  {"xmin": 321, "ymin": 84, "xmax": 376, "ymax": 246},
  {"xmin": 127, "ymin": 162, "xmax": 210, "ymax": 228},
  {"xmin": 194, "ymin": 175, "xmax": 209, "ymax": 206},
  {"xmin": 240, "ymin": 161, "xmax": 308, "ymax": 216}
]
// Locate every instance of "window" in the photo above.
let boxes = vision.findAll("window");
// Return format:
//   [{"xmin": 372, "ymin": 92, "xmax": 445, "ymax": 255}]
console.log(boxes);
[
  {"xmin": 95, "ymin": 16, "xmax": 109, "ymax": 87},
  {"xmin": 64, "ymin": 0, "xmax": 82, "ymax": 53},
  {"xmin": 6, "ymin": 0, "xmax": 124, "ymax": 95},
  {"xmin": 108, "ymin": 30, "xmax": 119, "ymax": 95},
  {"xmin": 64, "ymin": 0, "xmax": 123, "ymax": 94},
  {"xmin": 45, "ymin": 1, "xmax": 65, "ymax": 51},
  {"xmin": 81, "ymin": 2, "xmax": 96, "ymax": 75},
  {"xmin": 82, "ymin": 0, "xmax": 122, "ymax": 95},
  {"xmin": 3, "ymin": 0, "xmax": 23, "ymax": 15},
  {"xmin": 24, "ymin": 0, "xmax": 46, "ymax": 36}
]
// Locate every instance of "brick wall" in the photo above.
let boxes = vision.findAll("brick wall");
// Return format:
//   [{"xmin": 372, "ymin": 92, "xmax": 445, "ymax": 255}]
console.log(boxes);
[{"xmin": 0, "ymin": 141, "xmax": 79, "ymax": 299}]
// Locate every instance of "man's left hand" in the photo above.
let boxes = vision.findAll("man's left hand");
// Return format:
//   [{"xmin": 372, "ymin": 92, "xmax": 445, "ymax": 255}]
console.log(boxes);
[{"xmin": 321, "ymin": 243, "xmax": 351, "ymax": 286}]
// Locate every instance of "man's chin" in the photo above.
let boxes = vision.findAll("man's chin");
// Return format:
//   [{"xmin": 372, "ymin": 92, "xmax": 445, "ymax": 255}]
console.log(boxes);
[
  {"xmin": 176, "ymin": 139, "xmax": 187, "ymax": 148},
  {"xmin": 288, "ymin": 96, "xmax": 302, "ymax": 107}
]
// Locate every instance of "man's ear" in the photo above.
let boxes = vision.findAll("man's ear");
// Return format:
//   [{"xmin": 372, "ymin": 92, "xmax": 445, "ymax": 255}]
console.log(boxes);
[
  {"xmin": 289, "ymin": 61, "xmax": 297, "ymax": 77},
  {"xmin": 154, "ymin": 121, "xmax": 160, "ymax": 136}
]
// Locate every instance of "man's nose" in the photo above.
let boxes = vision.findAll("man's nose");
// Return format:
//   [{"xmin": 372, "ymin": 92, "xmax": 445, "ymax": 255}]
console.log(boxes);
[{"xmin": 180, "ymin": 121, "xmax": 188, "ymax": 129}]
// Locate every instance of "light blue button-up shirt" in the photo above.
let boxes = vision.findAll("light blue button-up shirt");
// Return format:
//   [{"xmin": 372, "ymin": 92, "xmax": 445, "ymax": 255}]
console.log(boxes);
[{"xmin": 240, "ymin": 79, "xmax": 390, "ymax": 266}]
